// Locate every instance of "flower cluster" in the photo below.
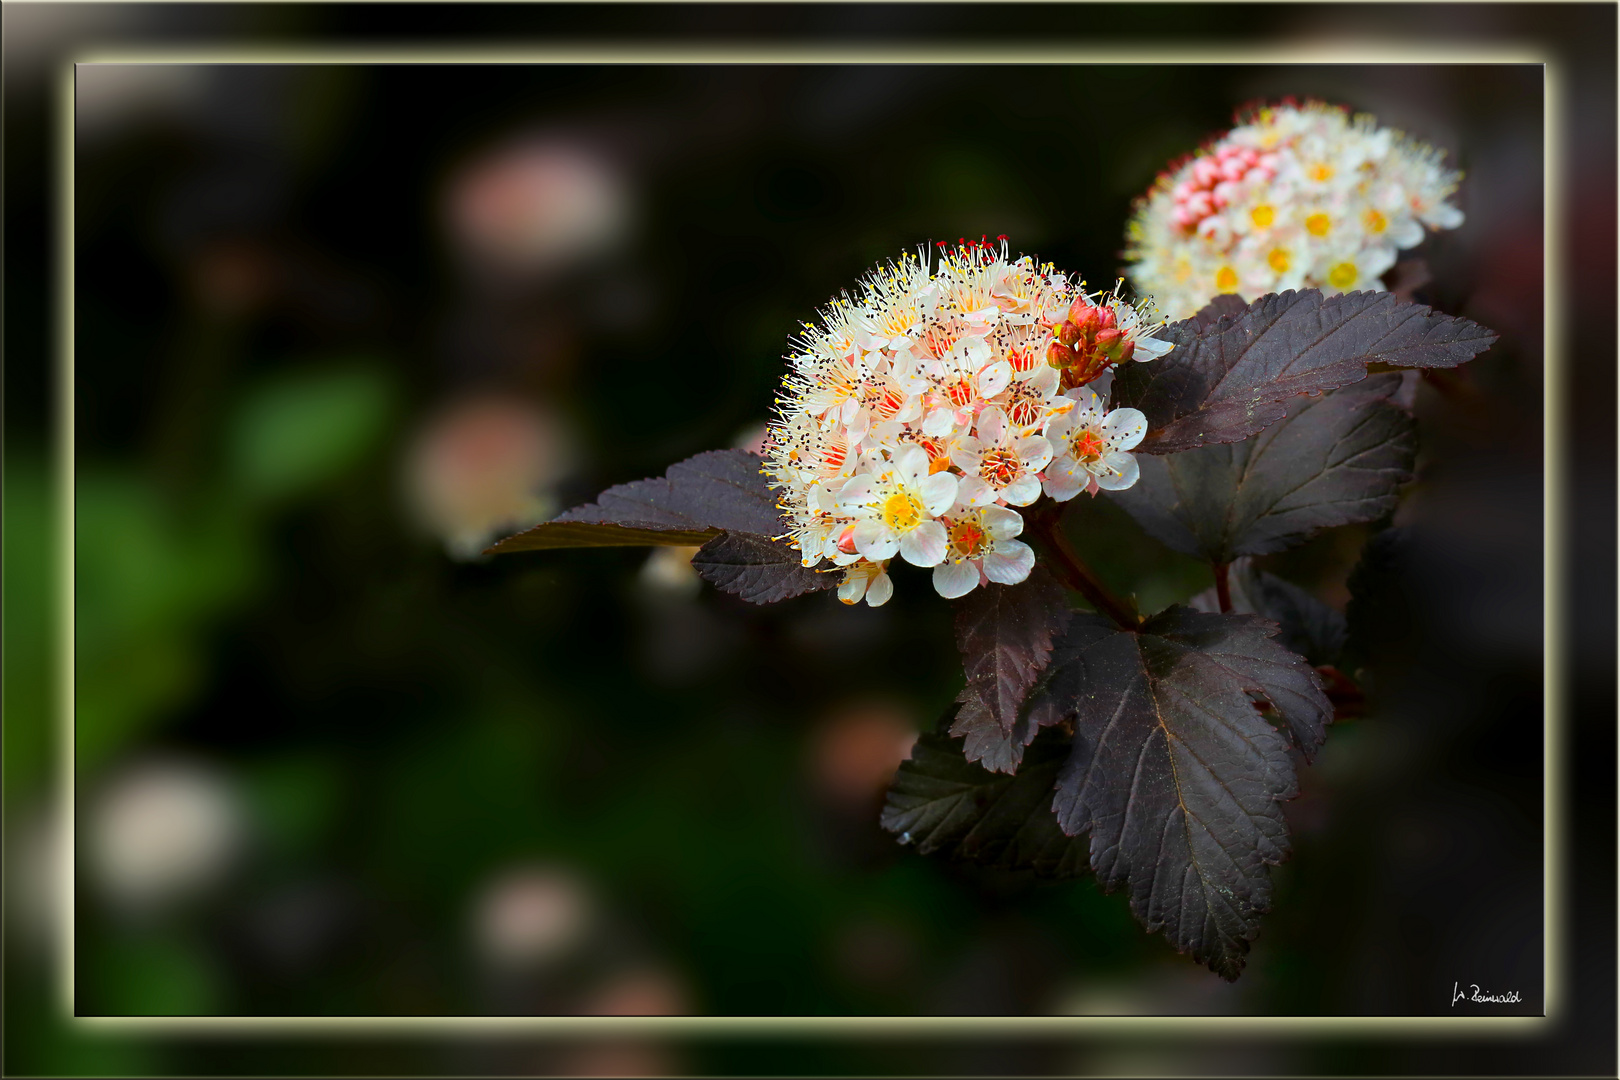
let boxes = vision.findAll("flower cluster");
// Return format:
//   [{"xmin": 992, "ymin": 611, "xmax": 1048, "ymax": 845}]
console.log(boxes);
[
  {"xmin": 764, "ymin": 240, "xmax": 1169, "ymax": 606},
  {"xmin": 1124, "ymin": 100, "xmax": 1466, "ymax": 321}
]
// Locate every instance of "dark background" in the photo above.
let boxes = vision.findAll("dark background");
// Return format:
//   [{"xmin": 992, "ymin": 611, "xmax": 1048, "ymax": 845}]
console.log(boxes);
[{"xmin": 3, "ymin": 4, "xmax": 1613, "ymax": 1077}]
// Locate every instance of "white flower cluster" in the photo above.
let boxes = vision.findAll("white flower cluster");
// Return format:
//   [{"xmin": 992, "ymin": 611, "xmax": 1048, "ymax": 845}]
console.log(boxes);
[
  {"xmin": 1125, "ymin": 100, "xmax": 1466, "ymax": 321},
  {"xmin": 764, "ymin": 240, "xmax": 1172, "ymax": 607}
]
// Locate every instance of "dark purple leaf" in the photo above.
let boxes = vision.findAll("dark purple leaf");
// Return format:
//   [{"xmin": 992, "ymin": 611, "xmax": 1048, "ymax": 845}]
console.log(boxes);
[
  {"xmin": 486, "ymin": 520, "xmax": 721, "ymax": 551},
  {"xmin": 1114, "ymin": 289, "xmax": 1495, "ymax": 453},
  {"xmin": 1112, "ymin": 374, "xmax": 1417, "ymax": 563},
  {"xmin": 1187, "ymin": 293, "xmax": 1249, "ymax": 332},
  {"xmin": 949, "ymin": 568, "xmax": 1073, "ymax": 773},
  {"xmin": 1343, "ymin": 526, "xmax": 1415, "ymax": 676},
  {"xmin": 947, "ymin": 706, "xmax": 1046, "ymax": 777},
  {"xmin": 1189, "ymin": 558, "xmax": 1347, "ymax": 669},
  {"xmin": 690, "ymin": 531, "xmax": 836, "ymax": 604},
  {"xmin": 1035, "ymin": 606, "xmax": 1331, "ymax": 980},
  {"xmin": 486, "ymin": 449, "xmax": 788, "ymax": 554},
  {"xmin": 880, "ymin": 721, "xmax": 1088, "ymax": 878}
]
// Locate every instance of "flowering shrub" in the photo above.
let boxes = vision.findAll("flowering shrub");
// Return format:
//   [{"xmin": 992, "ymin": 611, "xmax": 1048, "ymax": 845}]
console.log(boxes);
[
  {"xmin": 491, "ymin": 234, "xmax": 1496, "ymax": 979},
  {"xmin": 1125, "ymin": 101, "xmax": 1466, "ymax": 320},
  {"xmin": 764, "ymin": 241, "xmax": 1171, "ymax": 605}
]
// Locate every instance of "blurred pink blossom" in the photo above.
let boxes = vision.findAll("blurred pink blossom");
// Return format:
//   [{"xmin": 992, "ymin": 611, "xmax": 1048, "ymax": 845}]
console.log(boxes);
[
  {"xmin": 446, "ymin": 139, "xmax": 631, "ymax": 279},
  {"xmin": 88, "ymin": 758, "xmax": 245, "ymax": 916},
  {"xmin": 581, "ymin": 966, "xmax": 689, "ymax": 1016},
  {"xmin": 404, "ymin": 395, "xmax": 575, "ymax": 559},
  {"xmin": 809, "ymin": 700, "xmax": 919, "ymax": 809},
  {"xmin": 469, "ymin": 864, "xmax": 593, "ymax": 969}
]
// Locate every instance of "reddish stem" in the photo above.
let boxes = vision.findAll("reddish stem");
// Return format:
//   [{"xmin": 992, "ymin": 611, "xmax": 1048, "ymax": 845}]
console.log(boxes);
[
  {"xmin": 1213, "ymin": 562, "xmax": 1233, "ymax": 614},
  {"xmin": 1318, "ymin": 665, "xmax": 1366, "ymax": 719}
]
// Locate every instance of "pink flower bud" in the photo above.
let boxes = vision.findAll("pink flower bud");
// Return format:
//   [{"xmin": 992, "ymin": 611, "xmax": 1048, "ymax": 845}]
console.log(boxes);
[
  {"xmin": 1097, "ymin": 306, "xmax": 1117, "ymax": 331},
  {"xmin": 1213, "ymin": 180, "xmax": 1241, "ymax": 208},
  {"xmin": 1056, "ymin": 320, "xmax": 1081, "ymax": 347},
  {"xmin": 1065, "ymin": 298, "xmax": 1095, "ymax": 328},
  {"xmin": 1245, "ymin": 167, "xmax": 1271, "ymax": 185},
  {"xmin": 1193, "ymin": 158, "xmax": 1219, "ymax": 186},
  {"xmin": 1259, "ymin": 152, "xmax": 1281, "ymax": 171},
  {"xmin": 1220, "ymin": 157, "xmax": 1247, "ymax": 182},
  {"xmin": 1096, "ymin": 327, "xmax": 1124, "ymax": 360},
  {"xmin": 836, "ymin": 523, "xmax": 858, "ymax": 556},
  {"xmin": 1171, "ymin": 181, "xmax": 1195, "ymax": 201},
  {"xmin": 1046, "ymin": 341, "xmax": 1076, "ymax": 369}
]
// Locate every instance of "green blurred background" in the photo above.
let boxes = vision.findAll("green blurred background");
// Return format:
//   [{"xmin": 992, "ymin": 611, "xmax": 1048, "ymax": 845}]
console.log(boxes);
[{"xmin": 4, "ymin": 3, "xmax": 1614, "ymax": 1077}]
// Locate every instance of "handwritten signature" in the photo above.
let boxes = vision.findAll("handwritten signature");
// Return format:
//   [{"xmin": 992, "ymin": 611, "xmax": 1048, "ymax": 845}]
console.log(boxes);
[{"xmin": 1451, "ymin": 981, "xmax": 1522, "ymax": 1006}]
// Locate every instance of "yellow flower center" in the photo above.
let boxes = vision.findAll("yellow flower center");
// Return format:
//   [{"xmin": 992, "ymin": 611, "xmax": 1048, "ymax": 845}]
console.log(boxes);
[
  {"xmin": 1268, "ymin": 248, "xmax": 1291, "ymax": 273},
  {"xmin": 1006, "ymin": 392, "xmax": 1044, "ymax": 431},
  {"xmin": 1327, "ymin": 262, "xmax": 1359, "ymax": 290},
  {"xmin": 1250, "ymin": 204, "xmax": 1275, "ymax": 229},
  {"xmin": 1215, "ymin": 265, "xmax": 1240, "ymax": 292},
  {"xmin": 882, "ymin": 491, "xmax": 923, "ymax": 531},
  {"xmin": 949, "ymin": 520, "xmax": 986, "ymax": 557},
  {"xmin": 979, "ymin": 448, "xmax": 1023, "ymax": 488},
  {"xmin": 1308, "ymin": 163, "xmax": 1335, "ymax": 182},
  {"xmin": 1306, "ymin": 213, "xmax": 1332, "ymax": 237},
  {"xmin": 1074, "ymin": 429, "xmax": 1105, "ymax": 462},
  {"xmin": 1363, "ymin": 208, "xmax": 1388, "ymax": 233}
]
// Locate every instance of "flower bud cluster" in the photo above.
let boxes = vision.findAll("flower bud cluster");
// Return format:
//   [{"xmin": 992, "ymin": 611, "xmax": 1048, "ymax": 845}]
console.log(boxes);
[
  {"xmin": 1125, "ymin": 100, "xmax": 1466, "ymax": 321},
  {"xmin": 764, "ymin": 240, "xmax": 1171, "ymax": 607}
]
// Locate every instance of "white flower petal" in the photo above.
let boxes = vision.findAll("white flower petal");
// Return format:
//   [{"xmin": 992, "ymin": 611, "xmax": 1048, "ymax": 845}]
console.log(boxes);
[
  {"xmin": 1361, "ymin": 245, "xmax": 1398, "ymax": 278},
  {"xmin": 977, "ymin": 407, "xmax": 1008, "ymax": 446},
  {"xmin": 1002, "ymin": 473, "xmax": 1043, "ymax": 506},
  {"xmin": 921, "ymin": 407, "xmax": 957, "ymax": 437},
  {"xmin": 865, "ymin": 570, "xmax": 894, "ymax": 607},
  {"xmin": 1016, "ymin": 435, "xmax": 1054, "ymax": 473},
  {"xmin": 982, "ymin": 505, "xmax": 1023, "ymax": 540},
  {"xmin": 956, "ymin": 476, "xmax": 996, "ymax": 507},
  {"xmin": 960, "ymin": 336, "xmax": 992, "ymax": 367},
  {"xmin": 982, "ymin": 540, "xmax": 1035, "ymax": 585},
  {"xmin": 899, "ymin": 519, "xmax": 948, "ymax": 567},
  {"xmin": 853, "ymin": 519, "xmax": 899, "ymax": 561},
  {"xmin": 1042, "ymin": 410, "xmax": 1075, "ymax": 444},
  {"xmin": 837, "ymin": 571, "xmax": 868, "ymax": 605},
  {"xmin": 1086, "ymin": 368, "xmax": 1116, "ymax": 401},
  {"xmin": 1092, "ymin": 451, "xmax": 1141, "ymax": 491},
  {"xmin": 838, "ymin": 475, "xmax": 875, "ymax": 508},
  {"xmin": 1423, "ymin": 203, "xmax": 1463, "ymax": 230},
  {"xmin": 893, "ymin": 444, "xmax": 930, "ymax": 487},
  {"xmin": 1133, "ymin": 335, "xmax": 1174, "ymax": 360},
  {"xmin": 1064, "ymin": 386, "xmax": 1105, "ymax": 415},
  {"xmin": 950, "ymin": 438, "xmax": 983, "ymax": 472},
  {"xmin": 1042, "ymin": 460, "xmax": 1084, "ymax": 502},
  {"xmin": 1026, "ymin": 365, "xmax": 1060, "ymax": 395},
  {"xmin": 1100, "ymin": 408, "xmax": 1148, "ymax": 452},
  {"xmin": 978, "ymin": 360, "xmax": 1013, "ymax": 399},
  {"xmin": 932, "ymin": 559, "xmax": 980, "ymax": 599},
  {"xmin": 919, "ymin": 472, "xmax": 959, "ymax": 515}
]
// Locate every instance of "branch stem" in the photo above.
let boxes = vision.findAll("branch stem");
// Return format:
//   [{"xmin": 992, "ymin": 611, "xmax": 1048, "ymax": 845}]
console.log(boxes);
[
  {"xmin": 1213, "ymin": 562, "xmax": 1233, "ymax": 614},
  {"xmin": 1027, "ymin": 503, "xmax": 1139, "ymax": 630}
]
